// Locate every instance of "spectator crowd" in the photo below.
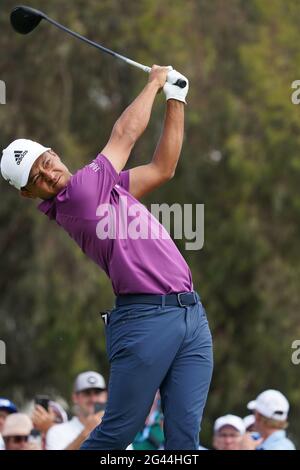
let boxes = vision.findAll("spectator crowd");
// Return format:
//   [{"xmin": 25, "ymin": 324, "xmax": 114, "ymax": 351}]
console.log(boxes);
[{"xmin": 0, "ymin": 371, "xmax": 296, "ymax": 451}]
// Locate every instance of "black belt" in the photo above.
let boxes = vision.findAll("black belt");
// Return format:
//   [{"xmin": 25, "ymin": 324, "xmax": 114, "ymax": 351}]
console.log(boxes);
[{"xmin": 116, "ymin": 291, "xmax": 199, "ymax": 308}]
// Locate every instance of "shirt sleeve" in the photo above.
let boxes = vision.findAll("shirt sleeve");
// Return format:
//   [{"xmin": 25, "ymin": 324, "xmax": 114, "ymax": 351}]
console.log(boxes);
[{"xmin": 86, "ymin": 153, "xmax": 119, "ymax": 203}]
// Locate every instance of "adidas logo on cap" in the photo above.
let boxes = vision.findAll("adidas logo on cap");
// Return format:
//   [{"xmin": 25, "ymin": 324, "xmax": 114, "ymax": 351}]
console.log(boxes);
[{"xmin": 14, "ymin": 150, "xmax": 28, "ymax": 166}]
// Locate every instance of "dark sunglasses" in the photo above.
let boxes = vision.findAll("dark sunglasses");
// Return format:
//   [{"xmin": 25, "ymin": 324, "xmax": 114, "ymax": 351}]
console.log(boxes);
[
  {"xmin": 79, "ymin": 389, "xmax": 105, "ymax": 397},
  {"xmin": 8, "ymin": 435, "xmax": 29, "ymax": 443}
]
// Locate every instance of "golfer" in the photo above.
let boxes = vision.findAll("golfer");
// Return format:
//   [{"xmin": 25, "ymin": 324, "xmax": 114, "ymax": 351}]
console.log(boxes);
[{"xmin": 1, "ymin": 66, "xmax": 213, "ymax": 450}]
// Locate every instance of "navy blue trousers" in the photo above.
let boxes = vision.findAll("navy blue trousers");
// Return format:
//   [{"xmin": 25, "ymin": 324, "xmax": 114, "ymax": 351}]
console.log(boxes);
[{"xmin": 81, "ymin": 296, "xmax": 213, "ymax": 450}]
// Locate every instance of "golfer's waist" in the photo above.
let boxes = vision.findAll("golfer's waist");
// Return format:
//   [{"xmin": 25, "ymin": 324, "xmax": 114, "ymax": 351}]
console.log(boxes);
[{"xmin": 115, "ymin": 291, "xmax": 199, "ymax": 308}]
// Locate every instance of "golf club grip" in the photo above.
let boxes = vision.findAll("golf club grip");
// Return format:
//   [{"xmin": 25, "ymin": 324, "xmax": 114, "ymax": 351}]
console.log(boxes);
[{"xmin": 144, "ymin": 67, "xmax": 187, "ymax": 88}]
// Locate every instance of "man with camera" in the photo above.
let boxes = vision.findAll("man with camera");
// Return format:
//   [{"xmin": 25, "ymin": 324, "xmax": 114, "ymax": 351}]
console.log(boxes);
[{"xmin": 46, "ymin": 371, "xmax": 107, "ymax": 450}]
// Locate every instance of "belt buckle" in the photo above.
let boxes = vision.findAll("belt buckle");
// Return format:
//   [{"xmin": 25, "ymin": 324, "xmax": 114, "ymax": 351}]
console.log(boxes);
[
  {"xmin": 177, "ymin": 292, "xmax": 187, "ymax": 307},
  {"xmin": 177, "ymin": 292, "xmax": 196, "ymax": 307}
]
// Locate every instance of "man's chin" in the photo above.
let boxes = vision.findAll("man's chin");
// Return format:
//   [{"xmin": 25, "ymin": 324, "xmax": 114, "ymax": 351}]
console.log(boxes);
[
  {"xmin": 43, "ymin": 187, "xmax": 63, "ymax": 200},
  {"xmin": 54, "ymin": 179, "xmax": 67, "ymax": 194}
]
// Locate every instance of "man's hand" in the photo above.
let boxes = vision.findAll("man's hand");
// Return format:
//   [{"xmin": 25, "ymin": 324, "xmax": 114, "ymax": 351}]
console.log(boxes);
[
  {"xmin": 32, "ymin": 405, "xmax": 55, "ymax": 434},
  {"xmin": 239, "ymin": 433, "xmax": 264, "ymax": 450},
  {"xmin": 64, "ymin": 411, "xmax": 104, "ymax": 450},
  {"xmin": 148, "ymin": 65, "xmax": 172, "ymax": 90},
  {"xmin": 81, "ymin": 410, "xmax": 104, "ymax": 436},
  {"xmin": 163, "ymin": 70, "xmax": 189, "ymax": 104}
]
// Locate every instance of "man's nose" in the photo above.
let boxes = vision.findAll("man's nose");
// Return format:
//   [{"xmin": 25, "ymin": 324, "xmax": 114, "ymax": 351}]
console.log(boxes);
[{"xmin": 41, "ymin": 169, "xmax": 55, "ymax": 182}]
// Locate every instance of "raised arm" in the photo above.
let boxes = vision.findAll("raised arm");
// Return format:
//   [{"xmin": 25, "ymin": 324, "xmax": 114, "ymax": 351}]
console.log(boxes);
[
  {"xmin": 101, "ymin": 65, "xmax": 170, "ymax": 174},
  {"xmin": 128, "ymin": 69, "xmax": 189, "ymax": 199},
  {"xmin": 129, "ymin": 100, "xmax": 184, "ymax": 199}
]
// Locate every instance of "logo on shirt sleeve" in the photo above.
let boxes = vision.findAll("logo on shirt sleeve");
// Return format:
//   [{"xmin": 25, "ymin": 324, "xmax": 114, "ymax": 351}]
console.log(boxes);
[{"xmin": 89, "ymin": 161, "xmax": 104, "ymax": 173}]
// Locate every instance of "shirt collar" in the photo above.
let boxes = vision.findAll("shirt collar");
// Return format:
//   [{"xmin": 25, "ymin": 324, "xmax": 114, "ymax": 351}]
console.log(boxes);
[
  {"xmin": 258, "ymin": 430, "xmax": 286, "ymax": 448},
  {"xmin": 37, "ymin": 185, "xmax": 69, "ymax": 220}
]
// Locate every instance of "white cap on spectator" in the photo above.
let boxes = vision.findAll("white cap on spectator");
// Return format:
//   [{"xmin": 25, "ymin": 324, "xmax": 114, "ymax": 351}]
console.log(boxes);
[
  {"xmin": 243, "ymin": 414, "xmax": 256, "ymax": 430},
  {"xmin": 214, "ymin": 414, "xmax": 246, "ymax": 434},
  {"xmin": 74, "ymin": 371, "xmax": 106, "ymax": 393},
  {"xmin": 2, "ymin": 413, "xmax": 32, "ymax": 437},
  {"xmin": 247, "ymin": 389, "xmax": 289, "ymax": 421}
]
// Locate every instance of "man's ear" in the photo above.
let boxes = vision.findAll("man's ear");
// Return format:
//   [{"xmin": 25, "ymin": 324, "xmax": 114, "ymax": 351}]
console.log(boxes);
[{"xmin": 20, "ymin": 188, "xmax": 36, "ymax": 199}]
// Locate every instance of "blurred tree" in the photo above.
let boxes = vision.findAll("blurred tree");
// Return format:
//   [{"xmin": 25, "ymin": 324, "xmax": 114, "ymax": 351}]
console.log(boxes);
[{"xmin": 1, "ymin": 0, "xmax": 300, "ymax": 448}]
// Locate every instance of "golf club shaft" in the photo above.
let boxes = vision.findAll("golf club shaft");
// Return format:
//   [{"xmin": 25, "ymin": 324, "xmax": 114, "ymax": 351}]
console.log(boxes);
[
  {"xmin": 43, "ymin": 15, "xmax": 186, "ymax": 87},
  {"xmin": 45, "ymin": 16, "xmax": 150, "ymax": 72}
]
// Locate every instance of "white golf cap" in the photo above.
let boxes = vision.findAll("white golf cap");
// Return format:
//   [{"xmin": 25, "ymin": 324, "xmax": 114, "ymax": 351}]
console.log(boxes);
[
  {"xmin": 214, "ymin": 414, "xmax": 246, "ymax": 435},
  {"xmin": 247, "ymin": 389, "xmax": 289, "ymax": 421},
  {"xmin": 74, "ymin": 371, "xmax": 106, "ymax": 393},
  {"xmin": 1, "ymin": 139, "xmax": 50, "ymax": 190},
  {"xmin": 243, "ymin": 414, "xmax": 256, "ymax": 430}
]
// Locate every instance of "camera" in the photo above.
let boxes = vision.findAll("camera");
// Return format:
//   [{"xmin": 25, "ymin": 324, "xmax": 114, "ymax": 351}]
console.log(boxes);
[
  {"xmin": 35, "ymin": 394, "xmax": 50, "ymax": 411},
  {"xmin": 94, "ymin": 402, "xmax": 106, "ymax": 413}
]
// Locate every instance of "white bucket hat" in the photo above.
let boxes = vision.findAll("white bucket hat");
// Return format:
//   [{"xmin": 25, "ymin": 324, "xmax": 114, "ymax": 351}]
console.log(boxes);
[
  {"xmin": 2, "ymin": 413, "xmax": 33, "ymax": 437},
  {"xmin": 1, "ymin": 139, "xmax": 50, "ymax": 190}
]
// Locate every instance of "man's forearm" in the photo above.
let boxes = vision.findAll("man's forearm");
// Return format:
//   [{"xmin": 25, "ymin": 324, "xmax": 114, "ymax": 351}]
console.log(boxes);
[
  {"xmin": 101, "ymin": 66, "xmax": 169, "ymax": 174},
  {"xmin": 64, "ymin": 429, "xmax": 89, "ymax": 450},
  {"xmin": 113, "ymin": 81, "xmax": 160, "ymax": 143},
  {"xmin": 152, "ymin": 100, "xmax": 184, "ymax": 177}
]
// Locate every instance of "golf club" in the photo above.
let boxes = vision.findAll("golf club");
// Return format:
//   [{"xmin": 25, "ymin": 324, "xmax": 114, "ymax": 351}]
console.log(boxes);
[{"xmin": 10, "ymin": 5, "xmax": 187, "ymax": 89}]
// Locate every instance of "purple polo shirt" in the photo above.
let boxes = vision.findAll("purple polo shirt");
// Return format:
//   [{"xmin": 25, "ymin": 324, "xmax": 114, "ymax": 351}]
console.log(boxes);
[{"xmin": 38, "ymin": 154, "xmax": 193, "ymax": 295}]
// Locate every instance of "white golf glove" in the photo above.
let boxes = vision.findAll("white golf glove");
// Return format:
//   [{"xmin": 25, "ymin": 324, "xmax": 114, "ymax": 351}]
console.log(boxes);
[{"xmin": 163, "ymin": 69, "xmax": 189, "ymax": 104}]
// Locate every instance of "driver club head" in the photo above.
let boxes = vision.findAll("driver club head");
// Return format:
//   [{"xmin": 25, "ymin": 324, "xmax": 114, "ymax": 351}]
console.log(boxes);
[{"xmin": 10, "ymin": 5, "xmax": 44, "ymax": 34}]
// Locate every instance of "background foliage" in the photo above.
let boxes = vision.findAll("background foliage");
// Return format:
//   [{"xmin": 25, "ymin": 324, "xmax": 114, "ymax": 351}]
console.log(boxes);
[{"xmin": 1, "ymin": 0, "xmax": 300, "ymax": 446}]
